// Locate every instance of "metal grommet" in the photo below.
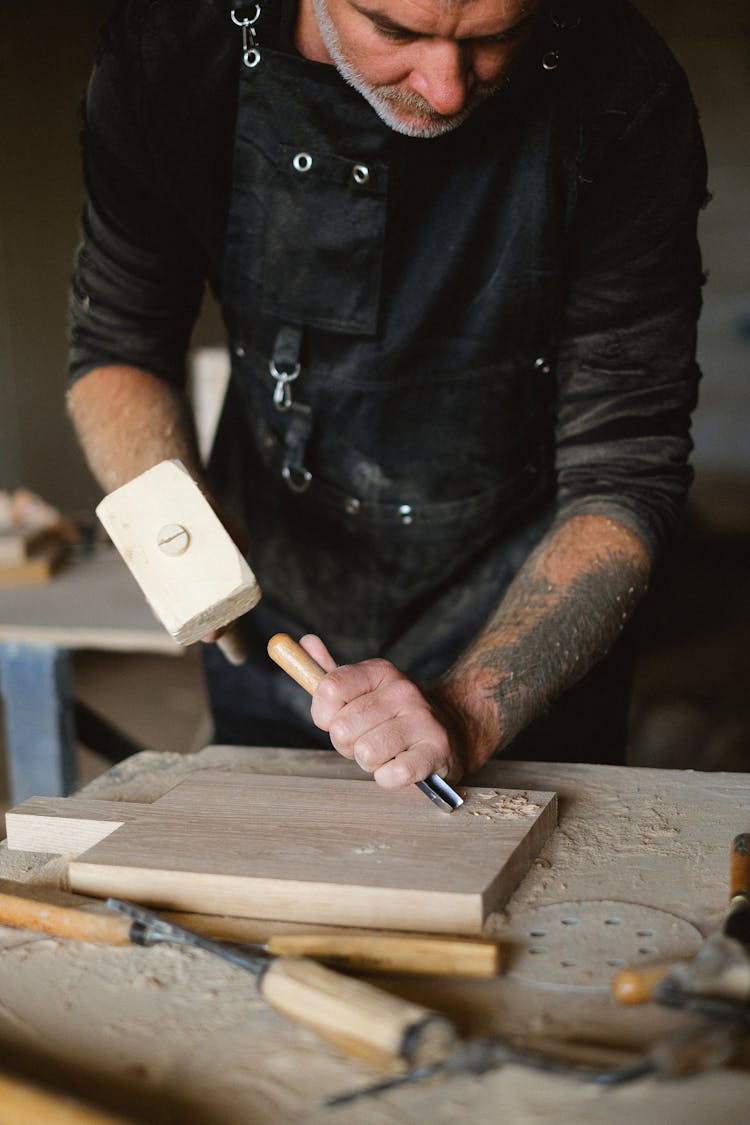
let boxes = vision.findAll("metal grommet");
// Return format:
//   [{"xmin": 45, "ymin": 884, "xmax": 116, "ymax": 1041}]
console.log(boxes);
[
  {"xmin": 398, "ymin": 504, "xmax": 413, "ymax": 526},
  {"xmin": 282, "ymin": 464, "xmax": 313, "ymax": 493},
  {"xmin": 352, "ymin": 164, "xmax": 370, "ymax": 186},
  {"xmin": 542, "ymin": 51, "xmax": 560, "ymax": 71},
  {"xmin": 292, "ymin": 152, "xmax": 313, "ymax": 173},
  {"xmin": 344, "ymin": 497, "xmax": 361, "ymax": 516},
  {"xmin": 534, "ymin": 356, "xmax": 551, "ymax": 374}
]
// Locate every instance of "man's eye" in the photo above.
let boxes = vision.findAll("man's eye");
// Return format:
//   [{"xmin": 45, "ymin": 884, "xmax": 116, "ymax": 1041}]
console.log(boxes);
[{"xmin": 373, "ymin": 23, "xmax": 415, "ymax": 42}]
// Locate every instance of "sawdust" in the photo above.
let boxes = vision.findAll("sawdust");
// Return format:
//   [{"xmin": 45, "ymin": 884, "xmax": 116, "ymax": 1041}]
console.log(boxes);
[
  {"xmin": 353, "ymin": 843, "xmax": 391, "ymax": 856},
  {"xmin": 463, "ymin": 791, "xmax": 542, "ymax": 821}
]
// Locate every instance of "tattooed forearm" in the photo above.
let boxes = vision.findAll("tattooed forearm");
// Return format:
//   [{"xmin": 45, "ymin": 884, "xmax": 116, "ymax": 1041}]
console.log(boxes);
[{"xmin": 438, "ymin": 514, "xmax": 651, "ymax": 770}]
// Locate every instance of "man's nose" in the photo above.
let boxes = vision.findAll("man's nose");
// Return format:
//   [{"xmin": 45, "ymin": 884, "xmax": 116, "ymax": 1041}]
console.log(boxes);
[{"xmin": 409, "ymin": 41, "xmax": 473, "ymax": 117}]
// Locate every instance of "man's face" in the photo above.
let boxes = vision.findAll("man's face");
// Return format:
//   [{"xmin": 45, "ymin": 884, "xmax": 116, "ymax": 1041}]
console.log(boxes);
[{"xmin": 302, "ymin": 0, "xmax": 541, "ymax": 137}]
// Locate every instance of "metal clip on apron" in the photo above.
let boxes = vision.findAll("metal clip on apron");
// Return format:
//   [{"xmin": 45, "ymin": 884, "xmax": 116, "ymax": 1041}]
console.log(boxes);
[{"xmin": 269, "ymin": 326, "xmax": 313, "ymax": 493}]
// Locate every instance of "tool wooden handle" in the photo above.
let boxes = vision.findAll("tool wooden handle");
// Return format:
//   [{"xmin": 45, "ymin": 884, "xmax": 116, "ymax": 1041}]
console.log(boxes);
[
  {"xmin": 265, "ymin": 933, "xmax": 501, "ymax": 978},
  {"xmin": 730, "ymin": 833, "xmax": 750, "ymax": 903},
  {"xmin": 259, "ymin": 956, "xmax": 455, "ymax": 1069},
  {"xmin": 0, "ymin": 891, "xmax": 132, "ymax": 945},
  {"xmin": 267, "ymin": 633, "xmax": 325, "ymax": 694},
  {"xmin": 216, "ymin": 623, "xmax": 249, "ymax": 666},
  {"xmin": 0, "ymin": 1072, "xmax": 132, "ymax": 1124},
  {"xmin": 610, "ymin": 962, "xmax": 674, "ymax": 1004}
]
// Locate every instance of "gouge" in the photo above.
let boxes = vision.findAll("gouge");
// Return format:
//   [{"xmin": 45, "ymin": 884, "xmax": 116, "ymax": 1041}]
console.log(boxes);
[
  {"xmin": 106, "ymin": 898, "xmax": 456, "ymax": 1070},
  {"xmin": 612, "ymin": 833, "xmax": 750, "ymax": 1005},
  {"xmin": 0, "ymin": 885, "xmax": 500, "ymax": 977},
  {"xmin": 267, "ymin": 632, "xmax": 464, "ymax": 813}
]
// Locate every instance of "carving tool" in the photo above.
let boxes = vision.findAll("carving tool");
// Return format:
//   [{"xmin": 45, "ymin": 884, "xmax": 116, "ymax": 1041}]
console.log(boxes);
[
  {"xmin": 267, "ymin": 632, "xmax": 464, "ymax": 813},
  {"xmin": 97, "ymin": 461, "xmax": 462, "ymax": 813},
  {"xmin": 0, "ymin": 884, "xmax": 500, "ymax": 977},
  {"xmin": 612, "ymin": 833, "xmax": 750, "ymax": 1006},
  {"xmin": 323, "ymin": 1019, "xmax": 742, "ymax": 1107},
  {"xmin": 104, "ymin": 898, "xmax": 457, "ymax": 1069}
]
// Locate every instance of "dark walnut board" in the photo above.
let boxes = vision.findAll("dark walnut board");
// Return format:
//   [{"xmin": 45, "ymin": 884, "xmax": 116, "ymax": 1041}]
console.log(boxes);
[{"xmin": 6, "ymin": 771, "xmax": 557, "ymax": 934}]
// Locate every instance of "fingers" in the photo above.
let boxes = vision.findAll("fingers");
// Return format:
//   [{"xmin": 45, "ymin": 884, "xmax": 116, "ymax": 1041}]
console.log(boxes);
[
  {"xmin": 309, "ymin": 658, "xmax": 460, "ymax": 789},
  {"xmin": 298, "ymin": 634, "xmax": 338, "ymax": 674}
]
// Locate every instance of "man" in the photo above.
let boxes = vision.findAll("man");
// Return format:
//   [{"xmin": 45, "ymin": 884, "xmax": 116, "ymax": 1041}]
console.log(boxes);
[{"xmin": 67, "ymin": 0, "xmax": 707, "ymax": 788}]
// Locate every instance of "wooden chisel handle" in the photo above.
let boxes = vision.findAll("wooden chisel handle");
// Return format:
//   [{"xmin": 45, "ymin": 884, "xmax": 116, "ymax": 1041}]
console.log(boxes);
[
  {"xmin": 266, "ymin": 933, "xmax": 501, "ymax": 977},
  {"xmin": 610, "ymin": 962, "xmax": 674, "ymax": 1004},
  {"xmin": 730, "ymin": 833, "xmax": 750, "ymax": 904},
  {"xmin": 268, "ymin": 632, "xmax": 327, "ymax": 693},
  {"xmin": 0, "ymin": 890, "xmax": 132, "ymax": 945},
  {"xmin": 259, "ymin": 956, "xmax": 456, "ymax": 1070}
]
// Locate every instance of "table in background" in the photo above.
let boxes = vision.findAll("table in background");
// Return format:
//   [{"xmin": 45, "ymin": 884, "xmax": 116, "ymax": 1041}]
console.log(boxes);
[{"xmin": 0, "ymin": 548, "xmax": 180, "ymax": 802}]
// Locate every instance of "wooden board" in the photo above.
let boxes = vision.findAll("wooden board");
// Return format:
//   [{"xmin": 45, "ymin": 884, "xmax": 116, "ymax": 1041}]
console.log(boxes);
[
  {"xmin": 0, "ymin": 525, "xmax": 58, "ymax": 566},
  {"xmin": 0, "ymin": 538, "xmax": 68, "ymax": 584},
  {"xmin": 5, "ymin": 770, "xmax": 556, "ymax": 935}
]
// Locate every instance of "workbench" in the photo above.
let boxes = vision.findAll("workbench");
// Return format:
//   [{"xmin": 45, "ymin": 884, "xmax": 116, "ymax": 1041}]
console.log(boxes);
[
  {"xmin": 0, "ymin": 548, "xmax": 181, "ymax": 803},
  {"xmin": 0, "ymin": 746, "xmax": 748, "ymax": 1124}
]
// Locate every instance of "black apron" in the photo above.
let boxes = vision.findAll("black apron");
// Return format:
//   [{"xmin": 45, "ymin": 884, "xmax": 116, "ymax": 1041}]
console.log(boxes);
[{"xmin": 204, "ymin": 19, "xmax": 635, "ymax": 763}]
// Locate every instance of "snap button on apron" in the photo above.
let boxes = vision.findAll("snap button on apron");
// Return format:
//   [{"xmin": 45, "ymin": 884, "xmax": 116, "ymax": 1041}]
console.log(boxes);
[
  {"xmin": 352, "ymin": 164, "xmax": 370, "ymax": 186},
  {"xmin": 398, "ymin": 504, "xmax": 414, "ymax": 525},
  {"xmin": 292, "ymin": 152, "xmax": 314, "ymax": 173},
  {"xmin": 534, "ymin": 356, "xmax": 552, "ymax": 374},
  {"xmin": 344, "ymin": 497, "xmax": 361, "ymax": 516}
]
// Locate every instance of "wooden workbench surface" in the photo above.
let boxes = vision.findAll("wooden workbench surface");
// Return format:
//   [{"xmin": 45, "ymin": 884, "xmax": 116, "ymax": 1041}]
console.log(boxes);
[{"xmin": 1, "ymin": 746, "xmax": 748, "ymax": 1124}]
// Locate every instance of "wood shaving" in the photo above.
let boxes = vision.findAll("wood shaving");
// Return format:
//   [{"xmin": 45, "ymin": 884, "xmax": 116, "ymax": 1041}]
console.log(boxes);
[{"xmin": 464, "ymin": 792, "xmax": 541, "ymax": 820}]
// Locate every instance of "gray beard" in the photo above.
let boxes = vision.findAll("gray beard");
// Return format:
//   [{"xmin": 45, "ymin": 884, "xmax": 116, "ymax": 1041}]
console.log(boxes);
[{"xmin": 310, "ymin": 0, "xmax": 499, "ymax": 138}]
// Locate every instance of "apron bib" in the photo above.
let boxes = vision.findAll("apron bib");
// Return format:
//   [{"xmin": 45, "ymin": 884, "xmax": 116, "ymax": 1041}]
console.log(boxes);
[{"xmin": 219, "ymin": 32, "xmax": 559, "ymax": 673}]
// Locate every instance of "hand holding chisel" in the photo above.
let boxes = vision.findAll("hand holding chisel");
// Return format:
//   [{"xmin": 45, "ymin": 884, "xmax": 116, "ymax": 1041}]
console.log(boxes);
[{"xmin": 268, "ymin": 633, "xmax": 464, "ymax": 812}]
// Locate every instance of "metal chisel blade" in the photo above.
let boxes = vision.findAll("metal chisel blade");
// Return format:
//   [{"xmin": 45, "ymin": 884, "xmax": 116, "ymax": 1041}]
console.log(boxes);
[{"xmin": 416, "ymin": 774, "xmax": 464, "ymax": 813}]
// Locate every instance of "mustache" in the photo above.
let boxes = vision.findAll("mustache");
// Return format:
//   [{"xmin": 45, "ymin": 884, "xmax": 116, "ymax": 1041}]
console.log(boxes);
[{"xmin": 380, "ymin": 80, "xmax": 504, "ymax": 122}]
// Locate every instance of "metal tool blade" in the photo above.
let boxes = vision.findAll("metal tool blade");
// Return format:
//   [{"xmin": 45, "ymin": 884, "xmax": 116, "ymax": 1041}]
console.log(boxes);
[
  {"xmin": 107, "ymin": 898, "xmax": 270, "ymax": 976},
  {"xmin": 416, "ymin": 774, "xmax": 463, "ymax": 813}
]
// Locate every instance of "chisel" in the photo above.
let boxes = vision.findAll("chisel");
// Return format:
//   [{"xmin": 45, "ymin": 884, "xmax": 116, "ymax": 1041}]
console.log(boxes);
[
  {"xmin": 0, "ymin": 886, "xmax": 456, "ymax": 1068},
  {"xmin": 267, "ymin": 632, "xmax": 464, "ymax": 813},
  {"xmin": 611, "ymin": 832, "xmax": 750, "ymax": 1005},
  {"xmin": 105, "ymin": 898, "xmax": 456, "ymax": 1069},
  {"xmin": 0, "ymin": 884, "xmax": 500, "ymax": 977}
]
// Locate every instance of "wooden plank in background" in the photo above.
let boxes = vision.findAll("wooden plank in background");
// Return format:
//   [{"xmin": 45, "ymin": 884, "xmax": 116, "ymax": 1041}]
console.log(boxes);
[{"xmin": 6, "ymin": 770, "xmax": 557, "ymax": 934}]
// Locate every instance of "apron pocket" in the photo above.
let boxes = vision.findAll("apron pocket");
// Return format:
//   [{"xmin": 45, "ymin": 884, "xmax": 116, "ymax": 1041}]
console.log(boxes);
[{"xmin": 262, "ymin": 145, "xmax": 388, "ymax": 335}]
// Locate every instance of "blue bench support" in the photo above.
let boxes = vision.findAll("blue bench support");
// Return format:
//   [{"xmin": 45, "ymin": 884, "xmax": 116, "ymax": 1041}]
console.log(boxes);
[{"xmin": 0, "ymin": 643, "xmax": 77, "ymax": 802}]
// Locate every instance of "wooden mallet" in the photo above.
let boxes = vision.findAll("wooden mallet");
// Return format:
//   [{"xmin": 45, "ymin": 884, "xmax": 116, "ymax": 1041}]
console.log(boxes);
[{"xmin": 96, "ymin": 460, "xmax": 259, "ymax": 665}]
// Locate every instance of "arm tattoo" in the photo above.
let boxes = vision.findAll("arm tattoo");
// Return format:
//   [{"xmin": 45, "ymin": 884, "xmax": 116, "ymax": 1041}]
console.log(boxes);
[
  {"xmin": 444, "ymin": 519, "xmax": 650, "ymax": 757},
  {"xmin": 483, "ymin": 552, "xmax": 646, "ymax": 744}
]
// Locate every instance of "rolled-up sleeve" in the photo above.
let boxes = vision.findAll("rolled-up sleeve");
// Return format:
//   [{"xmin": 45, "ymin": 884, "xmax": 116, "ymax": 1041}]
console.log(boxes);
[
  {"xmin": 68, "ymin": 22, "xmax": 205, "ymax": 389},
  {"xmin": 554, "ymin": 63, "xmax": 708, "ymax": 556}
]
